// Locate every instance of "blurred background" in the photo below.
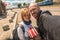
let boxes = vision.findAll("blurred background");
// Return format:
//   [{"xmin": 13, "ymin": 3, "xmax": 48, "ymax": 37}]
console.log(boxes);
[{"xmin": 0, "ymin": 0, "xmax": 60, "ymax": 40}]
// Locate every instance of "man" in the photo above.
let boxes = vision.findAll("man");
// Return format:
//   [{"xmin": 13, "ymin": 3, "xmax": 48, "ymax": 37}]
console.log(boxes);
[{"xmin": 29, "ymin": 3, "xmax": 52, "ymax": 40}]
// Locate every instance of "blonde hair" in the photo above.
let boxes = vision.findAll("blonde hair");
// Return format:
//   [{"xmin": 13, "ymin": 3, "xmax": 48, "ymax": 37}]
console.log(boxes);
[{"xmin": 21, "ymin": 8, "xmax": 31, "ymax": 20}]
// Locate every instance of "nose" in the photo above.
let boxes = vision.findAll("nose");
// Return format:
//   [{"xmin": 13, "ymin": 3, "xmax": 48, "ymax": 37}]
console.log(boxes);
[
  {"xmin": 31, "ymin": 11, "xmax": 36, "ymax": 15},
  {"xmin": 31, "ymin": 11, "xmax": 34, "ymax": 14}
]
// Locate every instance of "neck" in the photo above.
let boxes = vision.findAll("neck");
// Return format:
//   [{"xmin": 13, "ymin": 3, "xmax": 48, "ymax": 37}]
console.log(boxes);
[
  {"xmin": 23, "ymin": 20, "xmax": 31, "ymax": 25},
  {"xmin": 36, "ymin": 10, "xmax": 42, "ymax": 20},
  {"xmin": 35, "ymin": 15, "xmax": 38, "ymax": 20}
]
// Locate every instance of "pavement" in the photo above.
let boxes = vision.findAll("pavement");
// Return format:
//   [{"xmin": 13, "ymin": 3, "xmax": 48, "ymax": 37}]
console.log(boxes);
[
  {"xmin": 0, "ymin": 5, "xmax": 60, "ymax": 40},
  {"xmin": 0, "ymin": 9, "xmax": 20, "ymax": 40},
  {"xmin": 40, "ymin": 5, "xmax": 60, "ymax": 15}
]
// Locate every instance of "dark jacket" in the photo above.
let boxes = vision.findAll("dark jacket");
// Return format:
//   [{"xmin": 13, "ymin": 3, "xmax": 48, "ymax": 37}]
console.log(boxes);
[
  {"xmin": 37, "ymin": 10, "xmax": 51, "ymax": 40},
  {"xmin": 37, "ymin": 10, "xmax": 60, "ymax": 40},
  {"xmin": 37, "ymin": 10, "xmax": 48, "ymax": 40}
]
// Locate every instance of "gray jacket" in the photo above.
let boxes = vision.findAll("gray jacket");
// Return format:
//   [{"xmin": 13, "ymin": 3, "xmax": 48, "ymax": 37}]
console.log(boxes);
[
  {"xmin": 37, "ymin": 13, "xmax": 60, "ymax": 40},
  {"xmin": 17, "ymin": 22, "xmax": 31, "ymax": 40}
]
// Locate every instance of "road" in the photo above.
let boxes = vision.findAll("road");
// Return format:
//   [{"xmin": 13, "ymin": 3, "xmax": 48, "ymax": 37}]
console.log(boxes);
[{"xmin": 41, "ymin": 5, "xmax": 60, "ymax": 15}]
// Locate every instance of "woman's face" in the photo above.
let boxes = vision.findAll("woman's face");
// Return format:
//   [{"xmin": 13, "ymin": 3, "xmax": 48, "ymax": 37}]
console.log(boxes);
[{"xmin": 23, "ymin": 13, "xmax": 30, "ymax": 22}]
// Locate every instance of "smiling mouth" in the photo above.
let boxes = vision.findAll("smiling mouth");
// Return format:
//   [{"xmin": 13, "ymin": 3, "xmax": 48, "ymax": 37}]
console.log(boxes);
[{"xmin": 32, "ymin": 13, "xmax": 36, "ymax": 15}]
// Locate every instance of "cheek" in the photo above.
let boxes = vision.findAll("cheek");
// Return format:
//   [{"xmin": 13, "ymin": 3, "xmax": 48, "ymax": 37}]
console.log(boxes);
[
  {"xmin": 35, "ymin": 10, "xmax": 39, "ymax": 13},
  {"xmin": 26, "ymin": 16, "xmax": 30, "ymax": 20},
  {"xmin": 32, "ymin": 10, "xmax": 38, "ymax": 14},
  {"xmin": 23, "ymin": 17, "xmax": 26, "ymax": 20},
  {"xmin": 23, "ymin": 16, "xmax": 30, "ymax": 20},
  {"xmin": 32, "ymin": 13, "xmax": 37, "ymax": 18},
  {"xmin": 31, "ymin": 11, "xmax": 37, "ymax": 15}
]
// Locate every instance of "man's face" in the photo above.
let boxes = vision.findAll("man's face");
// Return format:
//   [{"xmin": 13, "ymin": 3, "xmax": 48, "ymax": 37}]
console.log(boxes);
[{"xmin": 29, "ymin": 6, "xmax": 39, "ymax": 19}]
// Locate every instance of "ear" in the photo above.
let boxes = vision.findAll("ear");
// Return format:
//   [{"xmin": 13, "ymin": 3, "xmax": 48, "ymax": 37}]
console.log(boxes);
[{"xmin": 37, "ymin": 6, "xmax": 40, "ymax": 10}]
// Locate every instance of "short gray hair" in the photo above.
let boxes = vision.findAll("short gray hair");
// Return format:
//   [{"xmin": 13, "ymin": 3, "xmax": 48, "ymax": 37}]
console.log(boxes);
[{"xmin": 29, "ymin": 3, "xmax": 38, "ymax": 8}]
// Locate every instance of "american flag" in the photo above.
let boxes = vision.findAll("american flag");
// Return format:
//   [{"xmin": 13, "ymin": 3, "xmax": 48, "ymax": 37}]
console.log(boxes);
[{"xmin": 28, "ymin": 27, "xmax": 38, "ymax": 38}]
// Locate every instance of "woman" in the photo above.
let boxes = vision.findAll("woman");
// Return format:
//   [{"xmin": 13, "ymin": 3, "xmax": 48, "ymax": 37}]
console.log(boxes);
[
  {"xmin": 17, "ymin": 8, "xmax": 41, "ymax": 40},
  {"xmin": 17, "ymin": 8, "xmax": 32, "ymax": 40}
]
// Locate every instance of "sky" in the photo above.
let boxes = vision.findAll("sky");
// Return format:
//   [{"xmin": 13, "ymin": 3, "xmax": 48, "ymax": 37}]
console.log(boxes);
[{"xmin": 2, "ymin": 0, "xmax": 35, "ymax": 3}]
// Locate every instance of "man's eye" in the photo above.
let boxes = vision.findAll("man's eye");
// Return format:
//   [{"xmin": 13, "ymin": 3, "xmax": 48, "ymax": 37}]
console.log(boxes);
[
  {"xmin": 30, "ymin": 8, "xmax": 36, "ymax": 13},
  {"xmin": 33, "ymin": 9, "xmax": 35, "ymax": 10},
  {"xmin": 33, "ymin": 8, "xmax": 36, "ymax": 10},
  {"xmin": 30, "ymin": 10, "xmax": 32, "ymax": 12}
]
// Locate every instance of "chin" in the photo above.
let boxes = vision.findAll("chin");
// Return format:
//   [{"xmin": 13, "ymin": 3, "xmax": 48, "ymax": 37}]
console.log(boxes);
[{"xmin": 26, "ymin": 20, "xmax": 30, "ymax": 22}]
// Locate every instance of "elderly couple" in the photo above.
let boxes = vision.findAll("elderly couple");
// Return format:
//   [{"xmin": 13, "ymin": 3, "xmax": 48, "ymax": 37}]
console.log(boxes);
[{"xmin": 17, "ymin": 3, "xmax": 52, "ymax": 40}]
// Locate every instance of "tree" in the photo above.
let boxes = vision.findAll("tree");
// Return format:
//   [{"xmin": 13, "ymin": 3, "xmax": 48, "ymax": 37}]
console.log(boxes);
[
  {"xmin": 23, "ymin": 3, "xmax": 26, "ymax": 6},
  {"xmin": 18, "ymin": 3, "xmax": 21, "ymax": 8},
  {"xmin": 36, "ymin": 0, "xmax": 43, "ymax": 3},
  {"xmin": 0, "ymin": 0, "xmax": 7, "ymax": 16}
]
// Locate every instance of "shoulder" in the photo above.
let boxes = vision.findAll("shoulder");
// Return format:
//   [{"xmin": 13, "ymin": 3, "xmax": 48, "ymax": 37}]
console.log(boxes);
[
  {"xmin": 17, "ymin": 22, "xmax": 24, "ymax": 32},
  {"xmin": 19, "ymin": 21, "xmax": 24, "ymax": 27},
  {"xmin": 19, "ymin": 21, "xmax": 24, "ymax": 25},
  {"xmin": 42, "ymin": 10, "xmax": 52, "ymax": 15},
  {"xmin": 18, "ymin": 21, "xmax": 25, "ymax": 28},
  {"xmin": 39, "ymin": 10, "xmax": 52, "ymax": 18}
]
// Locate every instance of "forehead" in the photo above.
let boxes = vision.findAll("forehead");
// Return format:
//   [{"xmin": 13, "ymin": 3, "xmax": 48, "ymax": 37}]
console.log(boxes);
[{"xmin": 29, "ymin": 6, "xmax": 38, "ymax": 10}]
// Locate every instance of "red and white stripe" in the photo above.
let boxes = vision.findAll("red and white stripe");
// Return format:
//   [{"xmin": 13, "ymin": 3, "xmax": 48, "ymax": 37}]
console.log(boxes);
[{"xmin": 28, "ymin": 27, "xmax": 38, "ymax": 38}]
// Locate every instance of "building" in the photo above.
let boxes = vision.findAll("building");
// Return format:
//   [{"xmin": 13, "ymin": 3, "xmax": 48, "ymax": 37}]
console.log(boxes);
[{"xmin": 0, "ymin": 0, "xmax": 6, "ymax": 16}]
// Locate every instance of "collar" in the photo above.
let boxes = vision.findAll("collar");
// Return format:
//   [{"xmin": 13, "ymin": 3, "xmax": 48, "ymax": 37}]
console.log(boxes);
[
  {"xmin": 23, "ymin": 20, "xmax": 31, "ymax": 25},
  {"xmin": 37, "ymin": 10, "xmax": 42, "ymax": 20}
]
